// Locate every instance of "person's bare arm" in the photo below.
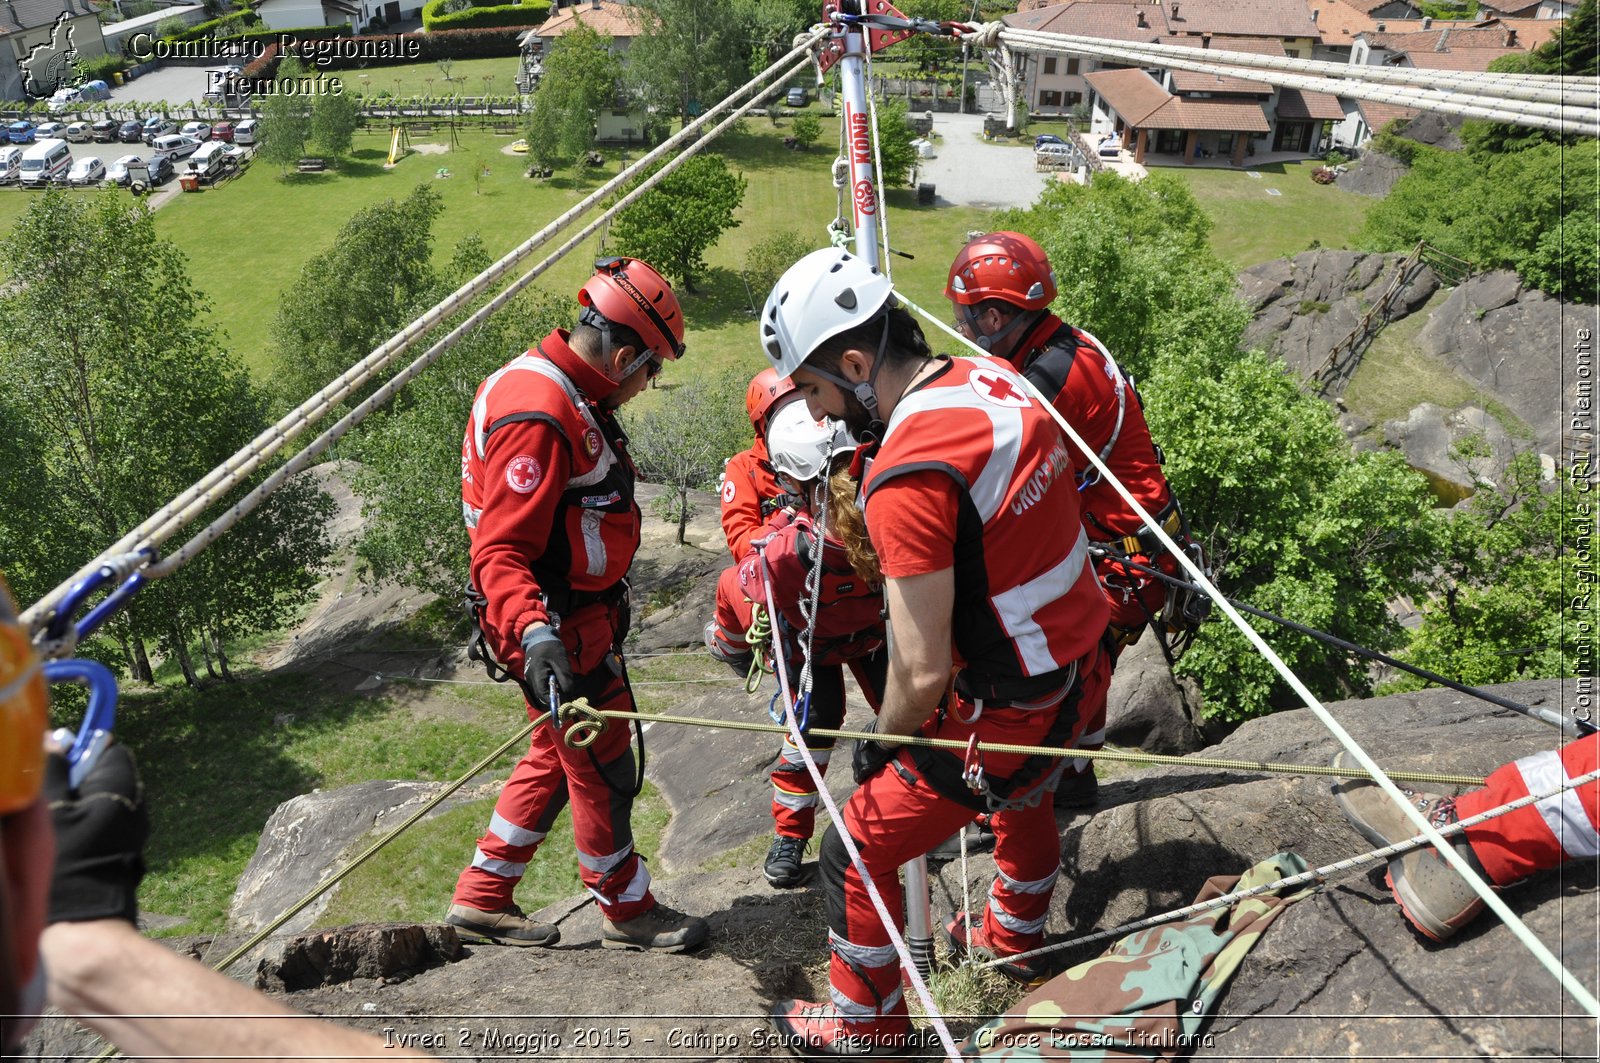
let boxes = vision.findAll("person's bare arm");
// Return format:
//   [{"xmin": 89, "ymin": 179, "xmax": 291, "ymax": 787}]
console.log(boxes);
[
  {"xmin": 41, "ymin": 919, "xmax": 429, "ymax": 1062},
  {"xmin": 873, "ymin": 568, "xmax": 955, "ymax": 744}
]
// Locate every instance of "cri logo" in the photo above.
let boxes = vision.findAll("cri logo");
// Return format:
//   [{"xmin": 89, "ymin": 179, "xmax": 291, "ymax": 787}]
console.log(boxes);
[
  {"xmin": 505, "ymin": 454, "xmax": 543, "ymax": 494},
  {"xmin": 848, "ymin": 109, "xmax": 871, "ymax": 165},
  {"xmin": 854, "ymin": 179, "xmax": 877, "ymax": 218}
]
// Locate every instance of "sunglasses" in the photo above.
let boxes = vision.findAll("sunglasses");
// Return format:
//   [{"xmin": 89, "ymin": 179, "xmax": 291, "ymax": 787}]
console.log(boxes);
[{"xmin": 619, "ymin": 348, "xmax": 665, "ymax": 381}]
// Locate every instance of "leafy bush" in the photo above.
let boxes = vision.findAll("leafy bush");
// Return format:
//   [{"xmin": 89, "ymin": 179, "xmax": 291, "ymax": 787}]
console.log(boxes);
[
  {"xmin": 76, "ymin": 54, "xmax": 127, "ymax": 81},
  {"xmin": 219, "ymin": 24, "xmax": 351, "ymax": 43},
  {"xmin": 421, "ymin": 0, "xmax": 550, "ymax": 31},
  {"xmin": 161, "ymin": 9, "xmax": 258, "ymax": 42}
]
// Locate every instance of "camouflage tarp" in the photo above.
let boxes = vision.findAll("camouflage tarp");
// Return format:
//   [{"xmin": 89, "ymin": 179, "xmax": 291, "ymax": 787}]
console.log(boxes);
[{"xmin": 961, "ymin": 852, "xmax": 1316, "ymax": 1060}]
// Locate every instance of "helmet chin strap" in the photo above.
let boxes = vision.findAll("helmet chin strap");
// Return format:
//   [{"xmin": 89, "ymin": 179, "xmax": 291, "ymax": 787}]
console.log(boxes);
[
  {"xmin": 804, "ymin": 312, "xmax": 893, "ymax": 433},
  {"xmin": 963, "ymin": 305, "xmax": 1041, "ymax": 357}
]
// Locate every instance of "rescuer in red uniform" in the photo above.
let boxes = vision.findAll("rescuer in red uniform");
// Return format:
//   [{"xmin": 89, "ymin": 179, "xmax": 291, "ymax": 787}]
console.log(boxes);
[
  {"xmin": 447, "ymin": 257, "xmax": 708, "ymax": 953},
  {"xmin": 717, "ymin": 368, "xmax": 799, "ymax": 563},
  {"xmin": 947, "ymin": 231, "xmax": 1206, "ymax": 811},
  {"xmin": 760, "ymin": 247, "xmax": 1113, "ymax": 1056},
  {"xmin": 1333, "ymin": 732, "xmax": 1600, "ymax": 941},
  {"xmin": 706, "ymin": 401, "xmax": 888, "ymax": 890}
]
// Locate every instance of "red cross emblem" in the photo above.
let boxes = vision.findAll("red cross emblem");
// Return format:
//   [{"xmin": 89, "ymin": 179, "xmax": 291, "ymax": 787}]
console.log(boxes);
[
  {"xmin": 970, "ymin": 370, "xmax": 1030, "ymax": 408},
  {"xmin": 504, "ymin": 454, "xmax": 542, "ymax": 494}
]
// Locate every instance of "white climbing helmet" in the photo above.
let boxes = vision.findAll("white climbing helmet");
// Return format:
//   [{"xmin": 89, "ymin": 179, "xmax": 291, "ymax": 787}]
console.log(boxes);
[
  {"xmin": 765, "ymin": 401, "xmax": 857, "ymax": 485},
  {"xmin": 760, "ymin": 247, "xmax": 897, "ymax": 379}
]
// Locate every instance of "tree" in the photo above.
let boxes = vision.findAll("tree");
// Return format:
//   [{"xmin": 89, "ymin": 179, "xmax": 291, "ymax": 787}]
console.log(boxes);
[
  {"xmin": 258, "ymin": 56, "xmax": 311, "ymax": 173},
  {"xmin": 625, "ymin": 369, "xmax": 751, "ymax": 544},
  {"xmin": 310, "ymin": 83, "xmax": 359, "ymax": 160},
  {"xmin": 525, "ymin": 23, "xmax": 622, "ymax": 167},
  {"xmin": 874, "ymin": 98, "xmax": 919, "ymax": 189},
  {"xmin": 350, "ymin": 292, "xmax": 568, "ymax": 599},
  {"xmin": 609, "ymin": 154, "xmax": 747, "ymax": 292},
  {"xmin": 791, "ymin": 111, "xmax": 821, "ymax": 151},
  {"xmin": 625, "ymin": 0, "xmax": 748, "ymax": 118},
  {"xmin": 899, "ymin": 0, "xmax": 964, "ymax": 71},
  {"xmin": 1144, "ymin": 345, "xmax": 1442, "ymax": 720},
  {"xmin": 745, "ymin": 229, "xmax": 812, "ymax": 306},
  {"xmin": 271, "ymin": 184, "xmax": 451, "ymax": 408},
  {"xmin": 0, "ymin": 190, "xmax": 333, "ymax": 685},
  {"xmin": 1393, "ymin": 454, "xmax": 1591, "ymax": 688}
]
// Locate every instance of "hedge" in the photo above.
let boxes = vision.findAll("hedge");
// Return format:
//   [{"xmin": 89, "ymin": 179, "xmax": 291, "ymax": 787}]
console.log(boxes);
[
  {"xmin": 163, "ymin": 9, "xmax": 260, "ymax": 43},
  {"xmin": 218, "ymin": 22, "xmax": 352, "ymax": 42},
  {"xmin": 240, "ymin": 27, "xmax": 526, "ymax": 79},
  {"xmin": 77, "ymin": 54, "xmax": 128, "ymax": 81},
  {"xmin": 421, "ymin": 0, "xmax": 549, "ymax": 31}
]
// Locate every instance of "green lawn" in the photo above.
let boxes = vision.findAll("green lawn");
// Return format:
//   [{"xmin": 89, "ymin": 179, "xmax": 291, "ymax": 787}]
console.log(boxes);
[
  {"xmin": 1168, "ymin": 158, "xmax": 1373, "ymax": 270},
  {"xmin": 342, "ymin": 56, "xmax": 524, "ymax": 100},
  {"xmin": 149, "ymin": 118, "xmax": 990, "ymax": 382}
]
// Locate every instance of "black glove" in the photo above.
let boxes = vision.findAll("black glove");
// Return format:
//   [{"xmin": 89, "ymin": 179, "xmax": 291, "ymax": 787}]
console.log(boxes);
[
  {"xmin": 45, "ymin": 743, "xmax": 148, "ymax": 926},
  {"xmin": 852, "ymin": 717, "xmax": 897, "ymax": 785},
  {"xmin": 761, "ymin": 492, "xmax": 805, "ymax": 518},
  {"xmin": 522, "ymin": 625, "xmax": 574, "ymax": 711}
]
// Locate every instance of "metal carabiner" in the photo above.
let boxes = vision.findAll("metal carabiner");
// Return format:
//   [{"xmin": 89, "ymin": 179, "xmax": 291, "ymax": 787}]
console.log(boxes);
[{"xmin": 961, "ymin": 734, "xmax": 986, "ymax": 795}]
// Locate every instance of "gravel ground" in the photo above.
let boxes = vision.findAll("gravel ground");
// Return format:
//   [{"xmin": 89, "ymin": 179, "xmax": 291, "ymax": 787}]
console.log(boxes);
[{"xmin": 914, "ymin": 111, "xmax": 1054, "ymax": 209}]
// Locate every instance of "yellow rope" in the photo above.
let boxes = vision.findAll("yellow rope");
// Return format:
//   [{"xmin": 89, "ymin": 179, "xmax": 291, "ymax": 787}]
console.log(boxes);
[
  {"xmin": 743, "ymin": 602, "xmax": 775, "ymax": 694},
  {"xmin": 555, "ymin": 705, "xmax": 1488, "ymax": 787}
]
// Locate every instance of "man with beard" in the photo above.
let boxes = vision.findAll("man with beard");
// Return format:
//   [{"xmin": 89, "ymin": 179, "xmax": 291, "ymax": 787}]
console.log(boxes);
[{"xmin": 758, "ymin": 248, "xmax": 1112, "ymax": 1057}]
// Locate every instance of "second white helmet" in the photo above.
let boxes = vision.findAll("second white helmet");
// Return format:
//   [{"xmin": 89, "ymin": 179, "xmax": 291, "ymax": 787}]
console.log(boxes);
[
  {"xmin": 765, "ymin": 400, "xmax": 858, "ymax": 484},
  {"xmin": 760, "ymin": 247, "xmax": 896, "ymax": 379}
]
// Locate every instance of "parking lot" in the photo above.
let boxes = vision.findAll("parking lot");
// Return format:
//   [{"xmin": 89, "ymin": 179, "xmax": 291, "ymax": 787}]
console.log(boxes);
[{"xmin": 1, "ymin": 125, "xmax": 253, "ymax": 198}]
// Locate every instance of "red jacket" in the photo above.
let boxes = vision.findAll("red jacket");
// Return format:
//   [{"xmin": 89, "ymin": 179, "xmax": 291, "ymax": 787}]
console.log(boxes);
[
  {"xmin": 1007, "ymin": 316, "xmax": 1172, "ymax": 540},
  {"xmin": 461, "ymin": 329, "xmax": 639, "ymax": 667},
  {"xmin": 863, "ymin": 356, "xmax": 1109, "ymax": 700},
  {"xmin": 719, "ymin": 443, "xmax": 783, "ymax": 561}
]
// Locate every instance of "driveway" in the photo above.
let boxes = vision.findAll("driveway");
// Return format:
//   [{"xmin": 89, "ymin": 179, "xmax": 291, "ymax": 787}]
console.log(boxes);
[
  {"xmin": 109, "ymin": 65, "xmax": 219, "ymax": 106},
  {"xmin": 915, "ymin": 111, "xmax": 1053, "ymax": 210}
]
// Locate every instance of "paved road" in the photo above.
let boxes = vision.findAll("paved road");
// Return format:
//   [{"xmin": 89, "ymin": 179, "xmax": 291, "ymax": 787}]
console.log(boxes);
[
  {"xmin": 108, "ymin": 65, "xmax": 219, "ymax": 106},
  {"xmin": 916, "ymin": 111, "xmax": 1052, "ymax": 210}
]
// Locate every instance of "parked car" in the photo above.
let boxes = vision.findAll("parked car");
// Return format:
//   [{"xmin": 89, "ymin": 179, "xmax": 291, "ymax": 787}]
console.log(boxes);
[
  {"xmin": 221, "ymin": 143, "xmax": 249, "ymax": 163},
  {"xmin": 785, "ymin": 87, "xmax": 808, "ymax": 107},
  {"xmin": 0, "ymin": 145, "xmax": 22, "ymax": 184},
  {"xmin": 7, "ymin": 121, "xmax": 37, "ymax": 144},
  {"xmin": 1033, "ymin": 133, "xmax": 1065, "ymax": 149},
  {"xmin": 66, "ymin": 156, "xmax": 105, "ymax": 185},
  {"xmin": 145, "ymin": 154, "xmax": 174, "ymax": 185},
  {"xmin": 1036, "ymin": 142, "xmax": 1075, "ymax": 163},
  {"xmin": 91, "ymin": 119, "xmax": 119, "ymax": 142},
  {"xmin": 18, "ymin": 138, "xmax": 71, "ymax": 187},
  {"xmin": 64, "ymin": 121, "xmax": 92, "ymax": 143},
  {"xmin": 180, "ymin": 121, "xmax": 212, "ymax": 141},
  {"xmin": 106, "ymin": 154, "xmax": 143, "ymax": 186},
  {"xmin": 232, "ymin": 118, "xmax": 258, "ymax": 145},
  {"xmin": 152, "ymin": 134, "xmax": 201, "ymax": 159},
  {"xmin": 210, "ymin": 121, "xmax": 235, "ymax": 142},
  {"xmin": 117, "ymin": 120, "xmax": 145, "ymax": 143},
  {"xmin": 34, "ymin": 121, "xmax": 66, "ymax": 140},
  {"xmin": 141, "ymin": 117, "xmax": 177, "ymax": 144}
]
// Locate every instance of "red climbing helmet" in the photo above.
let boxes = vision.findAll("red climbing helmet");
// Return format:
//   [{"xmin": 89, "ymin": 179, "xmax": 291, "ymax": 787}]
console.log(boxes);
[
  {"xmin": 745, "ymin": 367, "xmax": 797, "ymax": 433},
  {"xmin": 944, "ymin": 231, "xmax": 1058, "ymax": 311},
  {"xmin": 578, "ymin": 257, "xmax": 687, "ymax": 361}
]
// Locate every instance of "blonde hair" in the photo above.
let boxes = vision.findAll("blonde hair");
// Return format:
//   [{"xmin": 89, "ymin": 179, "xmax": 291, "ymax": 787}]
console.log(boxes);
[{"xmin": 826, "ymin": 468, "xmax": 882, "ymax": 585}]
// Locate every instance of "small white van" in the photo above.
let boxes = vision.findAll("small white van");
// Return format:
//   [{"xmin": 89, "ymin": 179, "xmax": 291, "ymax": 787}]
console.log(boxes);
[
  {"xmin": 18, "ymin": 138, "xmax": 71, "ymax": 187},
  {"xmin": 232, "ymin": 119, "xmax": 259, "ymax": 145},
  {"xmin": 0, "ymin": 145, "xmax": 23, "ymax": 184},
  {"xmin": 187, "ymin": 141, "xmax": 229, "ymax": 180}
]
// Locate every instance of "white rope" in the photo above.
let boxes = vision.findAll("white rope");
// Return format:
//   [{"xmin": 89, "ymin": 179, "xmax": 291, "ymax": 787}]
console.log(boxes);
[
  {"xmin": 861, "ymin": 47, "xmax": 894, "ymax": 284},
  {"xmin": 21, "ymin": 28, "xmax": 829, "ymax": 633},
  {"xmin": 996, "ymin": 29, "xmax": 1600, "ymax": 137},
  {"xmin": 986, "ymin": 766, "xmax": 1600, "ymax": 970},
  {"xmin": 898, "ymin": 292, "xmax": 1600, "ymax": 1017},
  {"xmin": 147, "ymin": 54, "xmax": 814, "ymax": 578},
  {"xmin": 756, "ymin": 549, "xmax": 961, "ymax": 1062}
]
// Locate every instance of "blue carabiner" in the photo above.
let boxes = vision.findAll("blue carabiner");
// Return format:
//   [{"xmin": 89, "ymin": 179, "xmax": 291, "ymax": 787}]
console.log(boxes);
[
  {"xmin": 42, "ymin": 658, "xmax": 118, "ymax": 789},
  {"xmin": 46, "ymin": 552, "xmax": 152, "ymax": 643},
  {"xmin": 768, "ymin": 689, "xmax": 812, "ymax": 732}
]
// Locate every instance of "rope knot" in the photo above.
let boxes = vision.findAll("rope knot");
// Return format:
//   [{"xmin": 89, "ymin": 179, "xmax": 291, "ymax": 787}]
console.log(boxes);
[{"xmin": 556, "ymin": 697, "xmax": 607, "ymax": 749}]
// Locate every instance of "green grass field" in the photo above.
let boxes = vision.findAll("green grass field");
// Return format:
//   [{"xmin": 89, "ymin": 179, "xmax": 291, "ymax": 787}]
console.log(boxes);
[
  {"xmin": 142, "ymin": 117, "xmax": 989, "ymax": 381},
  {"xmin": 343, "ymin": 56, "xmax": 525, "ymax": 100},
  {"xmin": 1170, "ymin": 158, "xmax": 1373, "ymax": 269}
]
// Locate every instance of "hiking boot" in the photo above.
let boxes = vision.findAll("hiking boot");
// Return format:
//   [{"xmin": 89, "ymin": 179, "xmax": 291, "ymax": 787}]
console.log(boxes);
[
  {"xmin": 768, "ymin": 999, "xmax": 911, "ymax": 1058},
  {"xmin": 1331, "ymin": 751, "xmax": 1489, "ymax": 941},
  {"xmin": 1053, "ymin": 767, "xmax": 1099, "ymax": 811},
  {"xmin": 765, "ymin": 834, "xmax": 808, "ymax": 889},
  {"xmin": 941, "ymin": 910, "xmax": 1051, "ymax": 986},
  {"xmin": 927, "ymin": 819, "xmax": 996, "ymax": 860},
  {"xmin": 705, "ymin": 620, "xmax": 754, "ymax": 677},
  {"xmin": 601, "ymin": 901, "xmax": 709, "ymax": 953},
  {"xmin": 445, "ymin": 903, "xmax": 560, "ymax": 947}
]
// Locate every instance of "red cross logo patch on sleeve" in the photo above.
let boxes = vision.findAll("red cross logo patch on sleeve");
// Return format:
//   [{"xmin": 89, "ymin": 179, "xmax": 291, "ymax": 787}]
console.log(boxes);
[
  {"xmin": 970, "ymin": 370, "xmax": 1031, "ymax": 409},
  {"xmin": 505, "ymin": 454, "xmax": 543, "ymax": 494}
]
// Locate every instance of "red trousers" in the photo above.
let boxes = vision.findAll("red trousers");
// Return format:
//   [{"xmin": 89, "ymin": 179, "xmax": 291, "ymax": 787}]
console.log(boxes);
[
  {"xmin": 772, "ymin": 653, "xmax": 887, "ymax": 839},
  {"xmin": 452, "ymin": 604, "xmax": 653, "ymax": 921},
  {"xmin": 1457, "ymin": 732, "xmax": 1600, "ymax": 888},
  {"xmin": 821, "ymin": 648, "xmax": 1111, "ymax": 1030}
]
